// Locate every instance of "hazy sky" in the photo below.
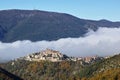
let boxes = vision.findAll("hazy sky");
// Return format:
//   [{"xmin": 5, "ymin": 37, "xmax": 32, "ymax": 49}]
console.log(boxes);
[{"xmin": 0, "ymin": 0, "xmax": 120, "ymax": 21}]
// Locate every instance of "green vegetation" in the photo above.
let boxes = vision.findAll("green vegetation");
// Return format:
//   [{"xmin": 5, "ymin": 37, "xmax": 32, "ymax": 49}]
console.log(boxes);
[
  {"xmin": 88, "ymin": 68, "xmax": 120, "ymax": 80},
  {"xmin": 1, "ymin": 60, "xmax": 84, "ymax": 80},
  {"xmin": 78, "ymin": 54, "xmax": 120, "ymax": 80},
  {"xmin": 0, "ymin": 72, "xmax": 12, "ymax": 80},
  {"xmin": 1, "ymin": 54, "xmax": 120, "ymax": 80},
  {"xmin": 0, "ymin": 67, "xmax": 22, "ymax": 80},
  {"xmin": 79, "ymin": 54, "xmax": 120, "ymax": 77}
]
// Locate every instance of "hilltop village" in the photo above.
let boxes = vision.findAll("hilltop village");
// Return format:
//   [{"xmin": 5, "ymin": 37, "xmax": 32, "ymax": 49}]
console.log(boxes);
[{"xmin": 19, "ymin": 49, "xmax": 103, "ymax": 64}]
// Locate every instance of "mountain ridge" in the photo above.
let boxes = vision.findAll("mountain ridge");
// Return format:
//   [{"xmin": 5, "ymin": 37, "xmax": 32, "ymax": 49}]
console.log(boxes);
[{"xmin": 0, "ymin": 9, "xmax": 120, "ymax": 42}]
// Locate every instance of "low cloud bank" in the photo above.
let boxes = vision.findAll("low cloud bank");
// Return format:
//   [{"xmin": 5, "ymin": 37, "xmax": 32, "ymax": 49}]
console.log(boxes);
[{"xmin": 0, "ymin": 27, "xmax": 120, "ymax": 61}]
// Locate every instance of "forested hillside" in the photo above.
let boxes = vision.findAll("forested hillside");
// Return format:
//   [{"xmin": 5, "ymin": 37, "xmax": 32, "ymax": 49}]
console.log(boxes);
[
  {"xmin": 0, "ymin": 54, "xmax": 120, "ymax": 80},
  {"xmin": 0, "ymin": 67, "xmax": 23, "ymax": 80}
]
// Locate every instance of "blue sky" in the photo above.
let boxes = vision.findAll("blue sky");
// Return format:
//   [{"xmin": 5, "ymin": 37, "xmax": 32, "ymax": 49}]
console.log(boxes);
[{"xmin": 0, "ymin": 0, "xmax": 120, "ymax": 21}]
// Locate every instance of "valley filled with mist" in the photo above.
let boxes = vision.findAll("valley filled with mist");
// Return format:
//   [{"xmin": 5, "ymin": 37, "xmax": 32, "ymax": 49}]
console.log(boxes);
[{"xmin": 0, "ymin": 8, "xmax": 120, "ymax": 80}]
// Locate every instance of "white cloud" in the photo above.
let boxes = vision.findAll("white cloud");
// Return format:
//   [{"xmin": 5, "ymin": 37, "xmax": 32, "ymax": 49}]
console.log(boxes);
[{"xmin": 0, "ymin": 27, "xmax": 120, "ymax": 61}]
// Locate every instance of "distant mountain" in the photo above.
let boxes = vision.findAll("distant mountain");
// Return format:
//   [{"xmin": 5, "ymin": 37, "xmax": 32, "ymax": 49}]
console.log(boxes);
[
  {"xmin": 0, "ymin": 9, "xmax": 120, "ymax": 42},
  {"xmin": 0, "ymin": 67, "xmax": 23, "ymax": 80}
]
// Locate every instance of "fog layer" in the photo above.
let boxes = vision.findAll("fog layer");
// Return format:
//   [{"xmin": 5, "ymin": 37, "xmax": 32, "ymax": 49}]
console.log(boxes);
[{"xmin": 0, "ymin": 27, "xmax": 120, "ymax": 61}]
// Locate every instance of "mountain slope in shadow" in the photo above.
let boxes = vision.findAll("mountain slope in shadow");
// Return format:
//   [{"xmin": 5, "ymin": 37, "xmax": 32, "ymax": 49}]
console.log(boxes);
[
  {"xmin": 0, "ymin": 67, "xmax": 23, "ymax": 80},
  {"xmin": 0, "ymin": 9, "xmax": 120, "ymax": 42}
]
